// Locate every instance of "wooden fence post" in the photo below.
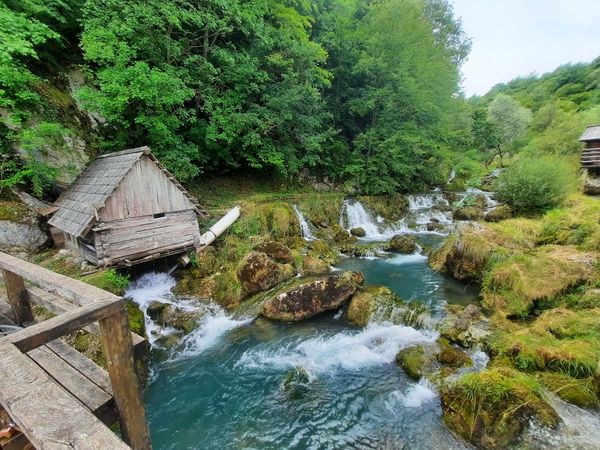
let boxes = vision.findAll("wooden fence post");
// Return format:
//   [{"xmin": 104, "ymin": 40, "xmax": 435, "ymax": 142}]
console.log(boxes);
[
  {"xmin": 1, "ymin": 269, "xmax": 33, "ymax": 325},
  {"xmin": 99, "ymin": 305, "xmax": 151, "ymax": 450}
]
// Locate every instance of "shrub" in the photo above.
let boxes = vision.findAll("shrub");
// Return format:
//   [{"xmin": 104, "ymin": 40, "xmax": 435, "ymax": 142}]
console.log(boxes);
[{"xmin": 494, "ymin": 156, "xmax": 576, "ymax": 214}]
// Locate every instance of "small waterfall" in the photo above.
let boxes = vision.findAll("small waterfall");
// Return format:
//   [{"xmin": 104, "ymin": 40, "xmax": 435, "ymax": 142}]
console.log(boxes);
[
  {"xmin": 293, "ymin": 204, "xmax": 315, "ymax": 241},
  {"xmin": 407, "ymin": 193, "xmax": 449, "ymax": 210},
  {"xmin": 340, "ymin": 200, "xmax": 383, "ymax": 239},
  {"xmin": 126, "ymin": 272, "xmax": 248, "ymax": 350}
]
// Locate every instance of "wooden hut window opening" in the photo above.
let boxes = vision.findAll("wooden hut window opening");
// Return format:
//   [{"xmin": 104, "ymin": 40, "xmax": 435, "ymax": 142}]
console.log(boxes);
[{"xmin": 153, "ymin": 213, "xmax": 166, "ymax": 219}]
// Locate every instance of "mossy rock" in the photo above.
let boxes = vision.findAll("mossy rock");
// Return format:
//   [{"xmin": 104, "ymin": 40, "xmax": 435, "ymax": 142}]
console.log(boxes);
[
  {"xmin": 126, "ymin": 300, "xmax": 146, "ymax": 336},
  {"xmin": 482, "ymin": 245, "xmax": 596, "ymax": 317},
  {"xmin": 429, "ymin": 222, "xmax": 541, "ymax": 283},
  {"xmin": 538, "ymin": 372, "xmax": 599, "ymax": 409},
  {"xmin": 436, "ymin": 339, "xmax": 472, "ymax": 368},
  {"xmin": 346, "ymin": 286, "xmax": 428, "ymax": 328},
  {"xmin": 308, "ymin": 240, "xmax": 339, "ymax": 266},
  {"xmin": 396, "ymin": 345, "xmax": 425, "ymax": 380},
  {"xmin": 237, "ymin": 251, "xmax": 296, "ymax": 298},
  {"xmin": 283, "ymin": 367, "xmax": 310, "ymax": 400},
  {"xmin": 485, "ymin": 205, "xmax": 512, "ymax": 223},
  {"xmin": 302, "ymin": 256, "xmax": 330, "ymax": 276},
  {"xmin": 331, "ymin": 224, "xmax": 356, "ymax": 243},
  {"xmin": 157, "ymin": 305, "xmax": 205, "ymax": 335},
  {"xmin": 387, "ymin": 234, "xmax": 417, "ymax": 253},
  {"xmin": 440, "ymin": 368, "xmax": 559, "ymax": 448},
  {"xmin": 438, "ymin": 304, "xmax": 485, "ymax": 348},
  {"xmin": 487, "ymin": 308, "xmax": 600, "ymax": 379},
  {"xmin": 358, "ymin": 195, "xmax": 407, "ymax": 221},
  {"xmin": 350, "ymin": 227, "xmax": 366, "ymax": 237},
  {"xmin": 262, "ymin": 272, "xmax": 364, "ymax": 321},
  {"xmin": 454, "ymin": 206, "xmax": 484, "ymax": 221},
  {"xmin": 337, "ymin": 242, "xmax": 383, "ymax": 258},
  {"xmin": 253, "ymin": 241, "xmax": 294, "ymax": 264}
]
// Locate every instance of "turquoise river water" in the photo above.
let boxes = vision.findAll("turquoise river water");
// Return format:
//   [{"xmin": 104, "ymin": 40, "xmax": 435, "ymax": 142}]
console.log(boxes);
[{"xmin": 127, "ymin": 224, "xmax": 600, "ymax": 449}]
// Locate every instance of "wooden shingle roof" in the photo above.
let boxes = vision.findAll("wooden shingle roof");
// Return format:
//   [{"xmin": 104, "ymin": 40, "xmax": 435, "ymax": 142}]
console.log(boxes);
[
  {"xmin": 580, "ymin": 125, "xmax": 600, "ymax": 142},
  {"xmin": 48, "ymin": 147, "xmax": 207, "ymax": 237}
]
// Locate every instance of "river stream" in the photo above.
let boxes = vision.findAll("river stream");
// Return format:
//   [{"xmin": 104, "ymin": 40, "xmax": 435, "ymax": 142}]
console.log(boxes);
[{"xmin": 127, "ymin": 193, "xmax": 600, "ymax": 450}]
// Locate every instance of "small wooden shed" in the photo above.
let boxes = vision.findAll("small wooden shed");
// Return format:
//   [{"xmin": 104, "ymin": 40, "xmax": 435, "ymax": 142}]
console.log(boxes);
[
  {"xmin": 47, "ymin": 146, "xmax": 208, "ymax": 267},
  {"xmin": 579, "ymin": 125, "xmax": 600, "ymax": 170}
]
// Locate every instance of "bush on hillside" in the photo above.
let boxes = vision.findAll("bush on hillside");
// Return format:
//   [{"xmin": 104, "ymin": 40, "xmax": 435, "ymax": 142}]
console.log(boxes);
[{"xmin": 494, "ymin": 156, "xmax": 576, "ymax": 214}]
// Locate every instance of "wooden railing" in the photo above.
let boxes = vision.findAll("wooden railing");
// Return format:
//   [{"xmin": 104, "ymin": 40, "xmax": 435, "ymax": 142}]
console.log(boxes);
[{"xmin": 0, "ymin": 251, "xmax": 151, "ymax": 449}]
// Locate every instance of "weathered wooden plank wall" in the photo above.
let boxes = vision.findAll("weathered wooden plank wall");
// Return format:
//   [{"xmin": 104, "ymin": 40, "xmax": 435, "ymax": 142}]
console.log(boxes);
[{"xmin": 101, "ymin": 156, "xmax": 194, "ymax": 221}]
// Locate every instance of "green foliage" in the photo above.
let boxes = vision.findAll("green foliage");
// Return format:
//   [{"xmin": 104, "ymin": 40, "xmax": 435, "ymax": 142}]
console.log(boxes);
[
  {"xmin": 84, "ymin": 268, "xmax": 130, "ymax": 295},
  {"xmin": 495, "ymin": 156, "xmax": 576, "ymax": 214}
]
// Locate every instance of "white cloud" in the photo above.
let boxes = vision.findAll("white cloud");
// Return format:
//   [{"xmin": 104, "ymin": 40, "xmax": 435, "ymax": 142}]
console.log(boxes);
[{"xmin": 452, "ymin": 0, "xmax": 600, "ymax": 96}]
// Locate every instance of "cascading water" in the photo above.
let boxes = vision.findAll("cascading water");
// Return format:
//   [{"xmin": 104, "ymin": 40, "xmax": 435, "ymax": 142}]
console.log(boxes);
[
  {"xmin": 293, "ymin": 204, "xmax": 316, "ymax": 241},
  {"xmin": 341, "ymin": 199, "xmax": 382, "ymax": 237},
  {"xmin": 126, "ymin": 272, "xmax": 248, "ymax": 349}
]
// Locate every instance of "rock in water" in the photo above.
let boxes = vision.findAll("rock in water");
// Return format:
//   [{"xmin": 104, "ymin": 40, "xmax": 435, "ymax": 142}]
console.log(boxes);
[
  {"xmin": 440, "ymin": 368, "xmax": 559, "ymax": 448},
  {"xmin": 396, "ymin": 345, "xmax": 425, "ymax": 380},
  {"xmin": 261, "ymin": 272, "xmax": 364, "ymax": 321},
  {"xmin": 387, "ymin": 234, "xmax": 417, "ymax": 253},
  {"xmin": 350, "ymin": 227, "xmax": 366, "ymax": 237},
  {"xmin": 237, "ymin": 251, "xmax": 295, "ymax": 297}
]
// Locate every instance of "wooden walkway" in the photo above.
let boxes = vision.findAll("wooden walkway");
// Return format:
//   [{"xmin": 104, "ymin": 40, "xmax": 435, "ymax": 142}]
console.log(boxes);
[{"xmin": 0, "ymin": 252, "xmax": 151, "ymax": 449}]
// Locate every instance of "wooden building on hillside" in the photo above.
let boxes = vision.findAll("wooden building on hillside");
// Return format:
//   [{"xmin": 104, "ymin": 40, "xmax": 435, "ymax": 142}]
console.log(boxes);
[
  {"xmin": 580, "ymin": 125, "xmax": 600, "ymax": 170},
  {"xmin": 47, "ymin": 146, "xmax": 208, "ymax": 267}
]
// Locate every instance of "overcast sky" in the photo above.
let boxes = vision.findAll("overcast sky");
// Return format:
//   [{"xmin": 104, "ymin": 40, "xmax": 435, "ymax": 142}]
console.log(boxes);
[{"xmin": 452, "ymin": 0, "xmax": 600, "ymax": 96}]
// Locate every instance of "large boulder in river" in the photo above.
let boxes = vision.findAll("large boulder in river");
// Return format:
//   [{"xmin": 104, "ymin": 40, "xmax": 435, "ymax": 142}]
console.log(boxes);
[
  {"xmin": 301, "ymin": 256, "xmax": 330, "ymax": 276},
  {"xmin": 237, "ymin": 252, "xmax": 295, "ymax": 297},
  {"xmin": 346, "ymin": 286, "xmax": 429, "ymax": 328},
  {"xmin": 387, "ymin": 234, "xmax": 417, "ymax": 253},
  {"xmin": 261, "ymin": 272, "xmax": 364, "ymax": 321}
]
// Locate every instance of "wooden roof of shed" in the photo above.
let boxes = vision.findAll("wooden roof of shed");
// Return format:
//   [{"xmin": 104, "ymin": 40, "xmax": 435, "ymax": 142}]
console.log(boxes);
[
  {"xmin": 48, "ymin": 146, "xmax": 207, "ymax": 237},
  {"xmin": 580, "ymin": 125, "xmax": 600, "ymax": 142}
]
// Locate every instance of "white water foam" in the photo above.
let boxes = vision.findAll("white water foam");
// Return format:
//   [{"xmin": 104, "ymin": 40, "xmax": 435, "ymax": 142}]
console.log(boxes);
[
  {"xmin": 407, "ymin": 193, "xmax": 449, "ymax": 210},
  {"xmin": 237, "ymin": 323, "xmax": 437, "ymax": 376},
  {"xmin": 126, "ymin": 272, "xmax": 249, "ymax": 352},
  {"xmin": 293, "ymin": 204, "xmax": 316, "ymax": 241},
  {"xmin": 385, "ymin": 252, "xmax": 428, "ymax": 265},
  {"xmin": 398, "ymin": 380, "xmax": 438, "ymax": 408},
  {"xmin": 341, "ymin": 200, "xmax": 383, "ymax": 238},
  {"xmin": 170, "ymin": 305, "xmax": 251, "ymax": 360},
  {"xmin": 126, "ymin": 272, "xmax": 181, "ymax": 346}
]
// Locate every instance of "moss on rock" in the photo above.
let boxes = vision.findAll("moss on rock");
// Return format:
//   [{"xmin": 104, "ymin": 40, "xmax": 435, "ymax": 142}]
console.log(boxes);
[
  {"xmin": 440, "ymin": 368, "xmax": 559, "ymax": 448},
  {"xmin": 396, "ymin": 345, "xmax": 425, "ymax": 380},
  {"xmin": 387, "ymin": 234, "xmax": 417, "ymax": 253},
  {"xmin": 538, "ymin": 372, "xmax": 599, "ymax": 409},
  {"xmin": 482, "ymin": 245, "xmax": 596, "ymax": 317},
  {"xmin": 302, "ymin": 256, "xmax": 330, "ymax": 276}
]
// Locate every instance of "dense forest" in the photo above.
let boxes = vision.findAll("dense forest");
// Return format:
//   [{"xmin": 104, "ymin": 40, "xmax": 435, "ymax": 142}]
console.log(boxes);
[{"xmin": 1, "ymin": 0, "xmax": 599, "ymax": 197}]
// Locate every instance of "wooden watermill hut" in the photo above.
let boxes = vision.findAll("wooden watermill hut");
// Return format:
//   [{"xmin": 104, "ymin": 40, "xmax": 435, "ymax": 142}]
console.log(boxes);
[
  {"xmin": 47, "ymin": 146, "xmax": 208, "ymax": 267},
  {"xmin": 579, "ymin": 125, "xmax": 600, "ymax": 170}
]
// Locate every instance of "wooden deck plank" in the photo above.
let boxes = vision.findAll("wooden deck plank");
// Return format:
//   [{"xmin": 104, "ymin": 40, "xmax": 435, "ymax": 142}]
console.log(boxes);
[
  {"xmin": 0, "ymin": 342, "xmax": 130, "ymax": 450},
  {"xmin": 46, "ymin": 340, "xmax": 113, "ymax": 395},
  {"xmin": 27, "ymin": 346, "xmax": 113, "ymax": 414}
]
